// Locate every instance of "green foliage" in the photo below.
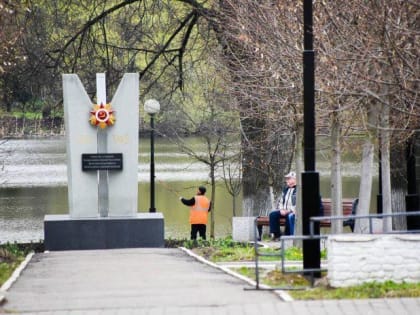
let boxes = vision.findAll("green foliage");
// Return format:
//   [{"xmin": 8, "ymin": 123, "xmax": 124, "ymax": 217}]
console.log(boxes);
[
  {"xmin": 182, "ymin": 236, "xmax": 247, "ymax": 249},
  {"xmin": 0, "ymin": 243, "xmax": 26, "ymax": 286},
  {"xmin": 183, "ymin": 237, "xmax": 254, "ymax": 262},
  {"xmin": 12, "ymin": 111, "xmax": 43, "ymax": 119},
  {"xmin": 291, "ymin": 281, "xmax": 420, "ymax": 300},
  {"xmin": 0, "ymin": 262, "xmax": 20, "ymax": 286},
  {"xmin": 266, "ymin": 246, "xmax": 327, "ymax": 261},
  {"xmin": 235, "ymin": 267, "xmax": 310, "ymax": 287},
  {"xmin": 184, "ymin": 237, "xmax": 327, "ymax": 263},
  {"xmin": 0, "ymin": 243, "xmax": 25, "ymax": 260},
  {"xmin": 233, "ymin": 266, "xmax": 420, "ymax": 299},
  {"xmin": 0, "ymin": 0, "xmax": 238, "ymax": 142},
  {"xmin": 1, "ymin": 1, "xmax": 213, "ymax": 115},
  {"xmin": 282, "ymin": 246, "xmax": 302, "ymax": 260}
]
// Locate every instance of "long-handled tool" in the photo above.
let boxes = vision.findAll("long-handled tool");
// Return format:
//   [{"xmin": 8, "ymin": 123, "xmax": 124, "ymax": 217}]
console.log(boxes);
[{"xmin": 157, "ymin": 179, "xmax": 182, "ymax": 198}]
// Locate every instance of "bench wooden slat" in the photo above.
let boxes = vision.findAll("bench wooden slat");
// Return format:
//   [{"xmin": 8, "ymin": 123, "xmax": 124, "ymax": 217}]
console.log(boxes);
[{"xmin": 256, "ymin": 198, "xmax": 354, "ymax": 228}]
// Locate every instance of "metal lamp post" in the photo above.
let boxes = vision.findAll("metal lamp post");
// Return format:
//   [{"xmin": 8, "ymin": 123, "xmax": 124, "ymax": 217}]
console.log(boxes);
[
  {"xmin": 144, "ymin": 99, "xmax": 160, "ymax": 213},
  {"xmin": 302, "ymin": 0, "xmax": 321, "ymax": 277}
]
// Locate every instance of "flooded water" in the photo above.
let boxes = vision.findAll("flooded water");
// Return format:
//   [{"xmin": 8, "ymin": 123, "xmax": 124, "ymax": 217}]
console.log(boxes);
[
  {"xmin": 0, "ymin": 137, "xmax": 377, "ymax": 243},
  {"xmin": 0, "ymin": 137, "xmax": 240, "ymax": 242}
]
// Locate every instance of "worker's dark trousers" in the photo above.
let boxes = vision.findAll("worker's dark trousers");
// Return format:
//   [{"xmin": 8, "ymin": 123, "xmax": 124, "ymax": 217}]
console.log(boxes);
[{"xmin": 191, "ymin": 224, "xmax": 206, "ymax": 240}]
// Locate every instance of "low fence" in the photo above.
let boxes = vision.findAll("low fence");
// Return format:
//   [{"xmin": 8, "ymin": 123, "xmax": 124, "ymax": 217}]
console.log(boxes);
[
  {"xmin": 250, "ymin": 211, "xmax": 420, "ymax": 289},
  {"xmin": 328, "ymin": 234, "xmax": 420, "ymax": 287}
]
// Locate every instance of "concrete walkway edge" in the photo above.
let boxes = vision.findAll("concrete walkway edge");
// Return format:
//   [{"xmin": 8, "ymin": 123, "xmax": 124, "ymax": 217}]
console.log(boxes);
[
  {"xmin": 0, "ymin": 251, "xmax": 34, "ymax": 304},
  {"xmin": 179, "ymin": 246, "xmax": 293, "ymax": 302}
]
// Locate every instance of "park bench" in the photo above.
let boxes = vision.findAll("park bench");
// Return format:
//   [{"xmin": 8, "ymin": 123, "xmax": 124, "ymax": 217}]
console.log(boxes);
[{"xmin": 256, "ymin": 198, "xmax": 357, "ymax": 238}]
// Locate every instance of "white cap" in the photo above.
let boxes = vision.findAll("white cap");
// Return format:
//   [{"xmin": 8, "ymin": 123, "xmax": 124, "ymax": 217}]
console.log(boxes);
[{"xmin": 285, "ymin": 171, "xmax": 296, "ymax": 179}]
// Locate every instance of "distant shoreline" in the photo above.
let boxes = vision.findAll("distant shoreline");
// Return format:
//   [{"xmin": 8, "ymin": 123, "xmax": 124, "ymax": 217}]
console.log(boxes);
[
  {"xmin": 0, "ymin": 116, "xmax": 195, "ymax": 139},
  {"xmin": 0, "ymin": 116, "xmax": 64, "ymax": 138}
]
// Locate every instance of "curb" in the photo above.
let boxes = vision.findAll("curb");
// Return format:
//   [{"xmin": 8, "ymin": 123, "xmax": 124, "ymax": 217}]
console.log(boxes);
[
  {"xmin": 0, "ymin": 252, "xmax": 34, "ymax": 305},
  {"xmin": 178, "ymin": 247, "xmax": 293, "ymax": 302}
]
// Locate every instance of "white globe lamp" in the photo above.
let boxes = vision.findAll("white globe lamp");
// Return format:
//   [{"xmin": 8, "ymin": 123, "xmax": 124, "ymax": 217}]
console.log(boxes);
[{"xmin": 144, "ymin": 99, "xmax": 160, "ymax": 115}]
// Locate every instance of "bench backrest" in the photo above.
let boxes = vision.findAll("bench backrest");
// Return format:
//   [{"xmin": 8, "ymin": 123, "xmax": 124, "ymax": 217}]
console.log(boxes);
[{"xmin": 322, "ymin": 198, "xmax": 355, "ymax": 217}]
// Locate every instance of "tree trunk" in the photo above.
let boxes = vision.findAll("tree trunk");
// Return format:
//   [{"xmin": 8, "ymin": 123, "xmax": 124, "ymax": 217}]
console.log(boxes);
[
  {"xmin": 330, "ymin": 110, "xmax": 343, "ymax": 234},
  {"xmin": 216, "ymin": 1, "xmax": 296, "ymax": 218},
  {"xmin": 241, "ymin": 115, "xmax": 271, "ymax": 216},
  {"xmin": 240, "ymin": 115, "xmax": 294, "ymax": 216},
  {"xmin": 355, "ymin": 140, "xmax": 375, "ymax": 233},
  {"xmin": 390, "ymin": 141, "xmax": 407, "ymax": 230},
  {"xmin": 269, "ymin": 186, "xmax": 275, "ymax": 209},
  {"xmin": 355, "ymin": 104, "xmax": 379, "ymax": 233},
  {"xmin": 294, "ymin": 123, "xmax": 304, "ymax": 246},
  {"xmin": 210, "ymin": 163, "xmax": 216, "ymax": 238},
  {"xmin": 380, "ymin": 104, "xmax": 392, "ymax": 232}
]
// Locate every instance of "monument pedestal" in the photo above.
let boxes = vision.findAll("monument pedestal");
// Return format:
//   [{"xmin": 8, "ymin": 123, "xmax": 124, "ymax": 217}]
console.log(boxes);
[{"xmin": 44, "ymin": 213, "xmax": 164, "ymax": 251}]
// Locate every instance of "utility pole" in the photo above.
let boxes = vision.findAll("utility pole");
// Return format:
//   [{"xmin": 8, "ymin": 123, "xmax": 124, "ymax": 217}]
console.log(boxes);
[{"xmin": 302, "ymin": 0, "xmax": 321, "ymax": 277}]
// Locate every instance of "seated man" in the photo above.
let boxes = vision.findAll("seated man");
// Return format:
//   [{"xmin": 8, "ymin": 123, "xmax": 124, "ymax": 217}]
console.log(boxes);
[{"xmin": 269, "ymin": 171, "xmax": 297, "ymax": 239}]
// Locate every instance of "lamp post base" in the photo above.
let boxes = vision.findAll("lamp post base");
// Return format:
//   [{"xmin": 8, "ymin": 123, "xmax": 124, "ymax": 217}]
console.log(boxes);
[{"xmin": 302, "ymin": 171, "xmax": 321, "ymax": 278}]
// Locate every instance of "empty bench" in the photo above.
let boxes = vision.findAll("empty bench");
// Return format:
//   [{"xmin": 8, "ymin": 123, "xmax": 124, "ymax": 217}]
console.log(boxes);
[{"xmin": 256, "ymin": 198, "xmax": 357, "ymax": 238}]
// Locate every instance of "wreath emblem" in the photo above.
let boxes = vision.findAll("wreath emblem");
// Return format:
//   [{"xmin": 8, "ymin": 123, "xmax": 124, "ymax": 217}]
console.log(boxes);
[{"xmin": 89, "ymin": 103, "xmax": 115, "ymax": 129}]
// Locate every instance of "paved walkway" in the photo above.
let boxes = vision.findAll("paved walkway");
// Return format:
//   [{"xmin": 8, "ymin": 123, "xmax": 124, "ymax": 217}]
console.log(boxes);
[{"xmin": 1, "ymin": 248, "xmax": 420, "ymax": 314}]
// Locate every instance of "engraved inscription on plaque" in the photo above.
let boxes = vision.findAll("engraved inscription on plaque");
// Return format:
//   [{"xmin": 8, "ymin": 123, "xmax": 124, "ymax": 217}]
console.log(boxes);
[{"xmin": 82, "ymin": 153, "xmax": 123, "ymax": 171}]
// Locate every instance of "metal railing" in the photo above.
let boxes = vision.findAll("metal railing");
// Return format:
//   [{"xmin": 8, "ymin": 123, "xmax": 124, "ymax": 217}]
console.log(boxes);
[
  {"xmin": 310, "ymin": 211, "xmax": 420, "ymax": 236},
  {"xmin": 250, "ymin": 211, "xmax": 420, "ymax": 290},
  {"xmin": 248, "ymin": 217, "xmax": 308, "ymax": 291}
]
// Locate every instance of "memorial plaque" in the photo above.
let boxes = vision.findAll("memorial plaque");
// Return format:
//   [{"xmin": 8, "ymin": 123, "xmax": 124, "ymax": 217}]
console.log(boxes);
[{"xmin": 82, "ymin": 153, "xmax": 123, "ymax": 171}]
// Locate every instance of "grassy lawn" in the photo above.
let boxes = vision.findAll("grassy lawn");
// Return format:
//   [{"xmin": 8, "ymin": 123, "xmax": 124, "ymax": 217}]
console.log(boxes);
[
  {"xmin": 234, "ymin": 267, "xmax": 420, "ymax": 300},
  {"xmin": 183, "ymin": 237, "xmax": 420, "ymax": 300},
  {"xmin": 182, "ymin": 237, "xmax": 324, "ymax": 262},
  {"xmin": 0, "ymin": 244, "xmax": 27, "ymax": 287}
]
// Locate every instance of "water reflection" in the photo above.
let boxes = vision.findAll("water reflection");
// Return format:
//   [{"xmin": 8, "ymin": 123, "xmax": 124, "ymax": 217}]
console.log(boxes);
[
  {"xmin": 0, "ymin": 138, "xmax": 237, "ymax": 242},
  {"xmin": 0, "ymin": 138, "xmax": 211, "ymax": 187},
  {"xmin": 0, "ymin": 137, "xmax": 377, "ymax": 243},
  {"xmin": 0, "ymin": 183, "xmax": 235, "ymax": 242},
  {"xmin": 0, "ymin": 187, "xmax": 67, "ymax": 242}
]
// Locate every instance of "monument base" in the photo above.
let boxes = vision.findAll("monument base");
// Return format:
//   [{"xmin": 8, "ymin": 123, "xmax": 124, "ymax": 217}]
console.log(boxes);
[{"xmin": 44, "ymin": 213, "xmax": 164, "ymax": 251}]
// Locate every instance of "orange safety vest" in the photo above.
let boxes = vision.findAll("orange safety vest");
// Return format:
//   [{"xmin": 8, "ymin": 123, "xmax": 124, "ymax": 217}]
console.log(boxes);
[{"xmin": 189, "ymin": 195, "xmax": 210, "ymax": 224}]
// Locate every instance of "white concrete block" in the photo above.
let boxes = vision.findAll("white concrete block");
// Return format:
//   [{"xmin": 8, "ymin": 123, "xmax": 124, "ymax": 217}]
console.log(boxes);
[
  {"xmin": 370, "ymin": 218, "xmax": 383, "ymax": 233},
  {"xmin": 327, "ymin": 234, "xmax": 420, "ymax": 287},
  {"xmin": 232, "ymin": 217, "xmax": 256, "ymax": 242}
]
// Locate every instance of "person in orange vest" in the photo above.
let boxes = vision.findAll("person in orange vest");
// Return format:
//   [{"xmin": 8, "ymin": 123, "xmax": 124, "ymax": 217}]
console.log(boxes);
[{"xmin": 179, "ymin": 186, "xmax": 211, "ymax": 240}]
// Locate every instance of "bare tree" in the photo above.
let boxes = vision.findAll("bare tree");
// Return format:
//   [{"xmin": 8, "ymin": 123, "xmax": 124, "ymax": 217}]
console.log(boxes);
[
  {"xmin": 216, "ymin": 0, "xmax": 302, "ymax": 216},
  {"xmin": 0, "ymin": 1, "xmax": 28, "ymax": 112},
  {"xmin": 3, "ymin": 0, "xmax": 418, "ymax": 235},
  {"xmin": 159, "ymin": 59, "xmax": 239, "ymax": 238},
  {"xmin": 221, "ymin": 149, "xmax": 242, "ymax": 217},
  {"xmin": 317, "ymin": 0, "xmax": 420, "ymax": 232}
]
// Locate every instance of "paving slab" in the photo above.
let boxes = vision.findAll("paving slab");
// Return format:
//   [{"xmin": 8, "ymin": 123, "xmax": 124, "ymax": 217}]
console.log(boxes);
[
  {"xmin": 1, "ymin": 248, "xmax": 281, "ymax": 314},
  {"xmin": 1, "ymin": 248, "xmax": 420, "ymax": 314}
]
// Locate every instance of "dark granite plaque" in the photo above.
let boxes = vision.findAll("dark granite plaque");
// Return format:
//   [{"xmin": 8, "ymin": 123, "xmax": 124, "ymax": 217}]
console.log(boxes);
[{"xmin": 82, "ymin": 153, "xmax": 123, "ymax": 171}]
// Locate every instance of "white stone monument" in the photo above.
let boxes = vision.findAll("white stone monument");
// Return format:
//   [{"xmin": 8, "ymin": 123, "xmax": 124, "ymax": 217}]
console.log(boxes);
[
  {"xmin": 64, "ymin": 73, "xmax": 139, "ymax": 217},
  {"xmin": 44, "ymin": 73, "xmax": 164, "ymax": 250}
]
